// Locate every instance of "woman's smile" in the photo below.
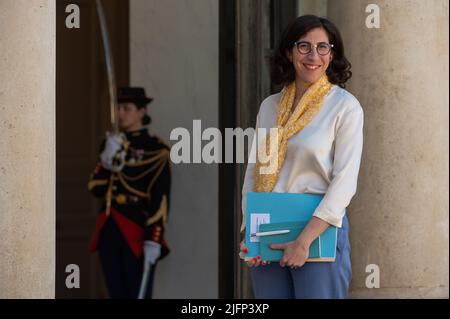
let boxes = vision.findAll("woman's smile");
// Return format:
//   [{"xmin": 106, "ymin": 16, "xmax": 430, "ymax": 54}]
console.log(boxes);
[{"xmin": 303, "ymin": 63, "xmax": 321, "ymax": 71}]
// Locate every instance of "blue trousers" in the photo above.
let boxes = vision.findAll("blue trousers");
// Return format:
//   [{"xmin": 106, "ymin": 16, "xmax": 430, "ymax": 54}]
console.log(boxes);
[
  {"xmin": 249, "ymin": 216, "xmax": 352, "ymax": 299},
  {"xmin": 98, "ymin": 218, "xmax": 157, "ymax": 299}
]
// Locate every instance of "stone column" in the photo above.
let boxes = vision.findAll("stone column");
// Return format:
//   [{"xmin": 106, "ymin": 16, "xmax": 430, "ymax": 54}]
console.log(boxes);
[
  {"xmin": 327, "ymin": 0, "xmax": 449, "ymax": 298},
  {"xmin": 0, "ymin": 0, "xmax": 55, "ymax": 298}
]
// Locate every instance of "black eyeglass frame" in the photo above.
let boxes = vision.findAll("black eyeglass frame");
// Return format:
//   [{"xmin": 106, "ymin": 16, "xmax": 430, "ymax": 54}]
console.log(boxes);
[{"xmin": 293, "ymin": 41, "xmax": 334, "ymax": 56}]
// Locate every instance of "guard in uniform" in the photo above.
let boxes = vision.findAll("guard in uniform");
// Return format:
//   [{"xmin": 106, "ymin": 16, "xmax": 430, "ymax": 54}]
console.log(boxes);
[{"xmin": 87, "ymin": 87, "xmax": 171, "ymax": 299}]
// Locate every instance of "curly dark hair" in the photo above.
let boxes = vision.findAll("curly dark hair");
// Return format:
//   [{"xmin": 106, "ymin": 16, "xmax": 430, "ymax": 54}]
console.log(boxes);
[{"xmin": 271, "ymin": 15, "xmax": 352, "ymax": 88}]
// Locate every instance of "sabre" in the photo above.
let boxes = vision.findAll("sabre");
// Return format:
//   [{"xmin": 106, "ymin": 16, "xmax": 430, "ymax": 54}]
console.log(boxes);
[
  {"xmin": 95, "ymin": 0, "xmax": 119, "ymax": 133},
  {"xmin": 137, "ymin": 262, "xmax": 152, "ymax": 299},
  {"xmin": 95, "ymin": 0, "xmax": 120, "ymax": 217}
]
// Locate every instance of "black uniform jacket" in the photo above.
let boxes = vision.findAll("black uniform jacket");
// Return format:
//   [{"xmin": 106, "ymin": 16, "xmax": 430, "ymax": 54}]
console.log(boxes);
[{"xmin": 88, "ymin": 128, "xmax": 171, "ymax": 260}]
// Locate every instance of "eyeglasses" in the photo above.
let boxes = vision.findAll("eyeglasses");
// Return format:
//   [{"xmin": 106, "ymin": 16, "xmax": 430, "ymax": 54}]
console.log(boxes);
[{"xmin": 293, "ymin": 41, "xmax": 334, "ymax": 56}]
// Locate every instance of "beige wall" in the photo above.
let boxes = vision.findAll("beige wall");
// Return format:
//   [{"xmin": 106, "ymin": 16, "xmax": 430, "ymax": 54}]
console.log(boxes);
[
  {"xmin": 130, "ymin": 0, "xmax": 219, "ymax": 298},
  {"xmin": 328, "ymin": 0, "xmax": 449, "ymax": 298},
  {"xmin": 0, "ymin": 0, "xmax": 55, "ymax": 298}
]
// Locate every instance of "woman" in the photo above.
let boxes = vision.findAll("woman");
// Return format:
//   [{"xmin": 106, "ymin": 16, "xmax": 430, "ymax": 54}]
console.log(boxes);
[
  {"xmin": 240, "ymin": 15, "xmax": 364, "ymax": 299},
  {"xmin": 88, "ymin": 87, "xmax": 171, "ymax": 299}
]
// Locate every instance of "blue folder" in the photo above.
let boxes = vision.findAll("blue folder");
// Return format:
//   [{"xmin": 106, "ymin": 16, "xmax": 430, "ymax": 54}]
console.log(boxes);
[{"xmin": 244, "ymin": 192, "xmax": 337, "ymax": 262}]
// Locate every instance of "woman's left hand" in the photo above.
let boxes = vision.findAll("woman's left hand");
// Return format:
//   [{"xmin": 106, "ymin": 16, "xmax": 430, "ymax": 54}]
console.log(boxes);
[{"xmin": 269, "ymin": 239, "xmax": 309, "ymax": 268}]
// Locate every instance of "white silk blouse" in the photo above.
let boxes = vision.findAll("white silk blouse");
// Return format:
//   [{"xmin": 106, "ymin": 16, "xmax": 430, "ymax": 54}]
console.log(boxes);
[{"xmin": 241, "ymin": 85, "xmax": 364, "ymax": 232}]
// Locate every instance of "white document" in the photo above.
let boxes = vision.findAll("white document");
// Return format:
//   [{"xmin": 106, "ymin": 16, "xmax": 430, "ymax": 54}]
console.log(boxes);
[{"xmin": 250, "ymin": 213, "xmax": 270, "ymax": 243}]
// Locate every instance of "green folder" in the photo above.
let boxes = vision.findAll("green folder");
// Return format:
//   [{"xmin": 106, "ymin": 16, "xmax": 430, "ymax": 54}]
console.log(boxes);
[{"xmin": 259, "ymin": 221, "xmax": 321, "ymax": 262}]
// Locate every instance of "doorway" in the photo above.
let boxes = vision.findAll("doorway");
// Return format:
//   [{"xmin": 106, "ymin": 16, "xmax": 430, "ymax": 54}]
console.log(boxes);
[
  {"xmin": 56, "ymin": 0, "xmax": 129, "ymax": 298},
  {"xmin": 218, "ymin": 0, "xmax": 297, "ymax": 298}
]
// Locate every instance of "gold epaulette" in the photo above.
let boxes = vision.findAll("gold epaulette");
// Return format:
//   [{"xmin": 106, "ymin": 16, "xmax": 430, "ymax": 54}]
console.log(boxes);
[{"xmin": 146, "ymin": 195, "xmax": 168, "ymax": 226}]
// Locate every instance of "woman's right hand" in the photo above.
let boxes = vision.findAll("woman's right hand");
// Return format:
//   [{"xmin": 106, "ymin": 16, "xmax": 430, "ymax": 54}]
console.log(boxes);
[{"xmin": 240, "ymin": 239, "xmax": 269, "ymax": 267}]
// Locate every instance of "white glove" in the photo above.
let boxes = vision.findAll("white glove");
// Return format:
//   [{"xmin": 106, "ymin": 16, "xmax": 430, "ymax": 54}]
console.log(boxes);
[
  {"xmin": 143, "ymin": 240, "xmax": 161, "ymax": 265},
  {"xmin": 100, "ymin": 132, "xmax": 126, "ymax": 172}
]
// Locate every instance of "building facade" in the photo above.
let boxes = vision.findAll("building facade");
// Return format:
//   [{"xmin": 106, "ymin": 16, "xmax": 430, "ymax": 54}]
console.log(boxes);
[{"xmin": 0, "ymin": 0, "xmax": 448, "ymax": 298}]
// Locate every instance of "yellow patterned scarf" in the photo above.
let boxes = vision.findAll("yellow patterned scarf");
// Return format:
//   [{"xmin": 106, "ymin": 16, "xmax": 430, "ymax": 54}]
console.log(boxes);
[{"xmin": 253, "ymin": 74, "xmax": 333, "ymax": 192}]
